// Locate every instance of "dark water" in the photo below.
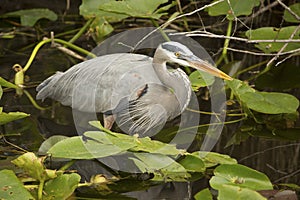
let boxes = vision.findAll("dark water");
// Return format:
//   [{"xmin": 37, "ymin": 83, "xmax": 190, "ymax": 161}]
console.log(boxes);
[{"xmin": 1, "ymin": 0, "xmax": 299, "ymax": 199}]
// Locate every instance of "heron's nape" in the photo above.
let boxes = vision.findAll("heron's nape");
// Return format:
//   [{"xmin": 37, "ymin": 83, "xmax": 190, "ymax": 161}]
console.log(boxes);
[{"xmin": 36, "ymin": 41, "xmax": 232, "ymax": 136}]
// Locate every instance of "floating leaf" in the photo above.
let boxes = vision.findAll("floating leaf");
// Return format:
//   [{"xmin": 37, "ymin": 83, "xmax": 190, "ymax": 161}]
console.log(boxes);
[
  {"xmin": 0, "ymin": 170, "xmax": 35, "ymax": 200},
  {"xmin": 178, "ymin": 154, "xmax": 205, "ymax": 172},
  {"xmin": 210, "ymin": 164, "xmax": 273, "ymax": 191},
  {"xmin": 99, "ymin": 0, "xmax": 169, "ymax": 19},
  {"xmin": 283, "ymin": 3, "xmax": 300, "ymax": 23},
  {"xmin": 191, "ymin": 151, "xmax": 237, "ymax": 168},
  {"xmin": 207, "ymin": 0, "xmax": 260, "ymax": 20},
  {"xmin": 194, "ymin": 188, "xmax": 213, "ymax": 200},
  {"xmin": 44, "ymin": 173, "xmax": 81, "ymax": 200},
  {"xmin": 227, "ymin": 79, "xmax": 299, "ymax": 114},
  {"xmin": 48, "ymin": 131, "xmax": 134, "ymax": 159},
  {"xmin": 1, "ymin": 9, "xmax": 58, "ymax": 26},
  {"xmin": 245, "ymin": 26, "xmax": 300, "ymax": 53},
  {"xmin": 38, "ymin": 135, "xmax": 69, "ymax": 155},
  {"xmin": 0, "ymin": 111, "xmax": 29, "ymax": 125},
  {"xmin": 216, "ymin": 184, "xmax": 267, "ymax": 200}
]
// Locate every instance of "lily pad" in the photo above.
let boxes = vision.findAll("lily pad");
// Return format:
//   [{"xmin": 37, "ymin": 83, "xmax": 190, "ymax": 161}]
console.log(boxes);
[
  {"xmin": 283, "ymin": 3, "xmax": 300, "ymax": 23},
  {"xmin": 194, "ymin": 188, "xmax": 213, "ymax": 200},
  {"xmin": 44, "ymin": 173, "xmax": 81, "ymax": 200},
  {"xmin": 1, "ymin": 9, "xmax": 57, "ymax": 27},
  {"xmin": 191, "ymin": 151, "xmax": 237, "ymax": 168},
  {"xmin": 216, "ymin": 184, "xmax": 267, "ymax": 200},
  {"xmin": 178, "ymin": 154, "xmax": 205, "ymax": 172},
  {"xmin": 189, "ymin": 71, "xmax": 215, "ymax": 91},
  {"xmin": 0, "ymin": 170, "xmax": 35, "ymax": 200},
  {"xmin": 245, "ymin": 26, "xmax": 300, "ymax": 53},
  {"xmin": 210, "ymin": 164, "xmax": 273, "ymax": 191},
  {"xmin": 227, "ymin": 79, "xmax": 299, "ymax": 114},
  {"xmin": 207, "ymin": 0, "xmax": 261, "ymax": 20}
]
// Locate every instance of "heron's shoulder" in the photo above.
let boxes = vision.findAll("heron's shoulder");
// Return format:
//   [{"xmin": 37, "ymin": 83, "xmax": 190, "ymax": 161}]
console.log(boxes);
[{"xmin": 90, "ymin": 53, "xmax": 152, "ymax": 62}]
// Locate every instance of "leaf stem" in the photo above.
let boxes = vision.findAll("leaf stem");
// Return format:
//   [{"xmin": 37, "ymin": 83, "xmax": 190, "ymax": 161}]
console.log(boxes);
[
  {"xmin": 38, "ymin": 179, "xmax": 44, "ymax": 200},
  {"xmin": 23, "ymin": 90, "xmax": 49, "ymax": 110},
  {"xmin": 59, "ymin": 159, "xmax": 76, "ymax": 171},
  {"xmin": 68, "ymin": 18, "xmax": 95, "ymax": 44}
]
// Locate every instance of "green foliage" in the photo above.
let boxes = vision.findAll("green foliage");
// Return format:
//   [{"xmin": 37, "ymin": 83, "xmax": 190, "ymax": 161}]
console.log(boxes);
[
  {"xmin": 283, "ymin": 3, "xmax": 300, "ymax": 23},
  {"xmin": 209, "ymin": 164, "xmax": 273, "ymax": 199},
  {"xmin": 227, "ymin": 79, "xmax": 299, "ymax": 114},
  {"xmin": 207, "ymin": 0, "xmax": 261, "ymax": 20},
  {"xmin": 1, "ymin": 8, "xmax": 57, "ymax": 27},
  {"xmin": 194, "ymin": 188, "xmax": 213, "ymax": 200},
  {"xmin": 43, "ymin": 174, "xmax": 81, "ymax": 200},
  {"xmin": 0, "ymin": 170, "xmax": 35, "ymax": 200},
  {"xmin": 189, "ymin": 71, "xmax": 215, "ymax": 91},
  {"xmin": 79, "ymin": 0, "xmax": 173, "ymax": 41},
  {"xmin": 245, "ymin": 26, "xmax": 300, "ymax": 53}
]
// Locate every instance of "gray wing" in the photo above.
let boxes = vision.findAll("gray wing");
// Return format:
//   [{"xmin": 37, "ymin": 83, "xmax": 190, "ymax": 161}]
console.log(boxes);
[{"xmin": 36, "ymin": 53, "xmax": 162, "ymax": 113}]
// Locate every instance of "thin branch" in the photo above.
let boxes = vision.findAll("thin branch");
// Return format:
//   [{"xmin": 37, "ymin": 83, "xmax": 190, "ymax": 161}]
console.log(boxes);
[
  {"xmin": 170, "ymin": 31, "xmax": 300, "ymax": 43},
  {"xmin": 277, "ymin": 0, "xmax": 300, "ymax": 21},
  {"xmin": 227, "ymin": 47, "xmax": 300, "ymax": 56}
]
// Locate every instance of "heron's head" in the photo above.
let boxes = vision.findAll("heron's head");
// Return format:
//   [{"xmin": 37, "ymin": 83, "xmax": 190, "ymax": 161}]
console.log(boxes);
[{"xmin": 156, "ymin": 41, "xmax": 232, "ymax": 80}]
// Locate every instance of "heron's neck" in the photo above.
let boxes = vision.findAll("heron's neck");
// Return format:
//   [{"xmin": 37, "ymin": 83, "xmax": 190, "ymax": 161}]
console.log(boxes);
[{"xmin": 152, "ymin": 57, "xmax": 191, "ymax": 112}]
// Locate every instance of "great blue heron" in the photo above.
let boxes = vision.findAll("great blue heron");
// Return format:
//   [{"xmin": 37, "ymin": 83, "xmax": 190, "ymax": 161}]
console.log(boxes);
[{"xmin": 36, "ymin": 41, "xmax": 232, "ymax": 135}]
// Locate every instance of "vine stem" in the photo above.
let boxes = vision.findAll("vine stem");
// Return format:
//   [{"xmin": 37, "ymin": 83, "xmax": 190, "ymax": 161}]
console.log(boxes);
[{"xmin": 215, "ymin": 19, "xmax": 233, "ymax": 66}]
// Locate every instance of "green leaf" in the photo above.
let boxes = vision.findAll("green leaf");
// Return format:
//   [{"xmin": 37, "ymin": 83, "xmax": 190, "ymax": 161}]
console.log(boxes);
[
  {"xmin": 0, "ymin": 85, "xmax": 2, "ymax": 99},
  {"xmin": 0, "ymin": 170, "xmax": 35, "ymax": 200},
  {"xmin": 227, "ymin": 79, "xmax": 299, "ymax": 114},
  {"xmin": 2, "ymin": 9, "xmax": 58, "ymax": 26},
  {"xmin": 207, "ymin": 0, "xmax": 260, "ymax": 20},
  {"xmin": 0, "ymin": 111, "xmax": 29, "ymax": 125},
  {"xmin": 98, "ymin": 0, "xmax": 169, "ymax": 19},
  {"xmin": 48, "ymin": 131, "xmax": 134, "ymax": 159},
  {"xmin": 38, "ymin": 135, "xmax": 69, "ymax": 155},
  {"xmin": 283, "ymin": 3, "xmax": 300, "ymax": 23},
  {"xmin": 189, "ymin": 71, "xmax": 215, "ymax": 91},
  {"xmin": 191, "ymin": 151, "xmax": 237, "ymax": 168},
  {"xmin": 245, "ymin": 26, "xmax": 300, "ymax": 53},
  {"xmin": 178, "ymin": 154, "xmax": 205, "ymax": 172},
  {"xmin": 44, "ymin": 173, "xmax": 81, "ymax": 200},
  {"xmin": 217, "ymin": 184, "xmax": 267, "ymax": 200},
  {"xmin": 194, "ymin": 188, "xmax": 213, "ymax": 200},
  {"xmin": 0, "ymin": 77, "xmax": 18, "ymax": 89},
  {"xmin": 210, "ymin": 164, "xmax": 273, "ymax": 191}
]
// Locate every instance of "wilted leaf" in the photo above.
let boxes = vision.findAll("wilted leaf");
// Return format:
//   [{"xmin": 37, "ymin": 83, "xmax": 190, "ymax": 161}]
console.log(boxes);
[
  {"xmin": 11, "ymin": 152, "xmax": 55, "ymax": 181},
  {"xmin": 245, "ymin": 26, "xmax": 300, "ymax": 53},
  {"xmin": 227, "ymin": 79, "xmax": 299, "ymax": 114},
  {"xmin": 0, "ymin": 170, "xmax": 35, "ymax": 200},
  {"xmin": 44, "ymin": 173, "xmax": 81, "ymax": 200},
  {"xmin": 0, "ymin": 111, "xmax": 29, "ymax": 125},
  {"xmin": 2, "ymin": 9, "xmax": 57, "ymax": 26},
  {"xmin": 210, "ymin": 164, "xmax": 273, "ymax": 191},
  {"xmin": 207, "ymin": 0, "xmax": 260, "ymax": 20},
  {"xmin": 194, "ymin": 188, "xmax": 213, "ymax": 200},
  {"xmin": 99, "ymin": 0, "xmax": 169, "ymax": 19},
  {"xmin": 283, "ymin": 3, "xmax": 300, "ymax": 23}
]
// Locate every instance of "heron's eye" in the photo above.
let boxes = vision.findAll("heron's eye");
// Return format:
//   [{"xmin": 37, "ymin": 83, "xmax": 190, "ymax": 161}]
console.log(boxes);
[{"xmin": 174, "ymin": 52, "xmax": 180, "ymax": 57}]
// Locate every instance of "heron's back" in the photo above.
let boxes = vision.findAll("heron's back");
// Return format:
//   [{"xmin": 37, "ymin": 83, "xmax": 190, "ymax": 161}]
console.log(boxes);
[{"xmin": 36, "ymin": 53, "xmax": 162, "ymax": 113}]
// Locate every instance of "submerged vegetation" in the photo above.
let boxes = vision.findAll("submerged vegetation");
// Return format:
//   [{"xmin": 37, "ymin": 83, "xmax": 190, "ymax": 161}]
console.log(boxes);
[{"xmin": 0, "ymin": 0, "xmax": 299, "ymax": 199}]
